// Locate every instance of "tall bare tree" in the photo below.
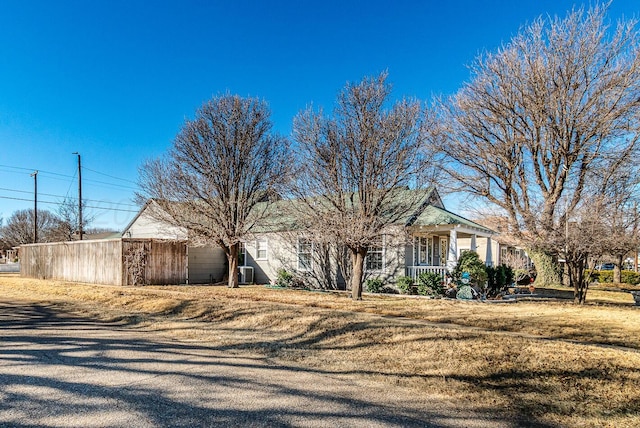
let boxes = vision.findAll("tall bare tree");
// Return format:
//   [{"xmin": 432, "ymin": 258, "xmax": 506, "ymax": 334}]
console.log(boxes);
[
  {"xmin": 434, "ymin": 5, "xmax": 640, "ymax": 302},
  {"xmin": 54, "ymin": 197, "xmax": 94, "ymax": 241},
  {"xmin": 0, "ymin": 209, "xmax": 65, "ymax": 247},
  {"xmin": 592, "ymin": 166, "xmax": 640, "ymax": 283},
  {"xmin": 138, "ymin": 95, "xmax": 289, "ymax": 288},
  {"xmin": 292, "ymin": 73, "xmax": 431, "ymax": 300}
]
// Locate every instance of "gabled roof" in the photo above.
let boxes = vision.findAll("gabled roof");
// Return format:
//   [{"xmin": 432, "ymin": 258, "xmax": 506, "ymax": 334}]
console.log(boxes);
[
  {"xmin": 121, "ymin": 200, "xmax": 150, "ymax": 236},
  {"xmin": 410, "ymin": 204, "xmax": 494, "ymax": 234},
  {"xmin": 126, "ymin": 187, "xmax": 494, "ymax": 237},
  {"xmin": 251, "ymin": 187, "xmax": 438, "ymax": 233}
]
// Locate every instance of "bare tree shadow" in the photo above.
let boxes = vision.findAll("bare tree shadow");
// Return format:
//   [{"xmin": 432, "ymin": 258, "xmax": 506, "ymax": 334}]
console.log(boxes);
[{"xmin": 0, "ymin": 300, "xmax": 518, "ymax": 427}]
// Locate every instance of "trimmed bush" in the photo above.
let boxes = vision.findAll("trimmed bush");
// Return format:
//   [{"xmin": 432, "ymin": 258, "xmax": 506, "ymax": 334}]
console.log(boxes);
[
  {"xmin": 366, "ymin": 278, "xmax": 385, "ymax": 293},
  {"xmin": 453, "ymin": 251, "xmax": 488, "ymax": 286},
  {"xmin": 624, "ymin": 271, "xmax": 640, "ymax": 285},
  {"xmin": 396, "ymin": 276, "xmax": 414, "ymax": 294},
  {"xmin": 274, "ymin": 269, "xmax": 295, "ymax": 287},
  {"xmin": 486, "ymin": 264, "xmax": 514, "ymax": 297},
  {"xmin": 417, "ymin": 272, "xmax": 445, "ymax": 296},
  {"xmin": 589, "ymin": 270, "xmax": 640, "ymax": 285}
]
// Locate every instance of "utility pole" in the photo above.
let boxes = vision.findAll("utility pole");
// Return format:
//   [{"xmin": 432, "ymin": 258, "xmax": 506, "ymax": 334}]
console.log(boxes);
[
  {"xmin": 72, "ymin": 152, "xmax": 83, "ymax": 240},
  {"xmin": 31, "ymin": 170, "xmax": 38, "ymax": 243}
]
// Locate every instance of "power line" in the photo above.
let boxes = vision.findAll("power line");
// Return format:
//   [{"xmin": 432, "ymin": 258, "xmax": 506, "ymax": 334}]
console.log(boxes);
[
  {"xmin": 0, "ymin": 195, "xmax": 140, "ymax": 213},
  {"xmin": 82, "ymin": 166, "xmax": 138, "ymax": 184},
  {"xmin": 0, "ymin": 164, "xmax": 75, "ymax": 179},
  {"xmin": 0, "ymin": 164, "xmax": 140, "ymax": 191},
  {"xmin": 0, "ymin": 187, "xmax": 139, "ymax": 207},
  {"xmin": 82, "ymin": 178, "xmax": 139, "ymax": 191}
]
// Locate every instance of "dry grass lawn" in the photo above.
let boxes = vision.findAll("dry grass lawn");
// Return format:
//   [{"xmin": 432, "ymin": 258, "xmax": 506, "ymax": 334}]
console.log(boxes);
[{"xmin": 2, "ymin": 273, "xmax": 640, "ymax": 427}]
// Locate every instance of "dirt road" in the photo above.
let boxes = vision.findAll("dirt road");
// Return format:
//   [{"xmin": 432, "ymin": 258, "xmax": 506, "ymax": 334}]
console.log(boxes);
[{"xmin": 0, "ymin": 299, "xmax": 505, "ymax": 428}]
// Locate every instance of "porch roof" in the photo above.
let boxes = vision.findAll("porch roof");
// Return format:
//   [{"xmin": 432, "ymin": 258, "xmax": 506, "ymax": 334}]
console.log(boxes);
[{"xmin": 408, "ymin": 205, "xmax": 494, "ymax": 236}]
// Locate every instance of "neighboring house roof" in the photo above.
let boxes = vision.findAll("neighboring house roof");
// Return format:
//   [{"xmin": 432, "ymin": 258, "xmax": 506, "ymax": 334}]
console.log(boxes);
[{"xmin": 83, "ymin": 232, "xmax": 122, "ymax": 240}]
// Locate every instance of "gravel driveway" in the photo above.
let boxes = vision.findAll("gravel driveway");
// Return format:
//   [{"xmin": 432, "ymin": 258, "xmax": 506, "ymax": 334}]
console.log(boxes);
[{"xmin": 0, "ymin": 299, "xmax": 505, "ymax": 427}]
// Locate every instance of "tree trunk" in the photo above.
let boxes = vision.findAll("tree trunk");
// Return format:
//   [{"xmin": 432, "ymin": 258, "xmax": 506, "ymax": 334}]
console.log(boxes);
[
  {"xmin": 350, "ymin": 247, "xmax": 367, "ymax": 300},
  {"xmin": 614, "ymin": 254, "xmax": 624, "ymax": 283},
  {"xmin": 227, "ymin": 243, "xmax": 239, "ymax": 288},
  {"xmin": 567, "ymin": 256, "xmax": 589, "ymax": 304},
  {"xmin": 528, "ymin": 250, "xmax": 561, "ymax": 286}
]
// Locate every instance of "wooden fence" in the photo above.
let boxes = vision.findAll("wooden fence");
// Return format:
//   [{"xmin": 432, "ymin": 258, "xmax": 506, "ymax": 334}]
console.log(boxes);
[{"xmin": 20, "ymin": 238, "xmax": 187, "ymax": 286}]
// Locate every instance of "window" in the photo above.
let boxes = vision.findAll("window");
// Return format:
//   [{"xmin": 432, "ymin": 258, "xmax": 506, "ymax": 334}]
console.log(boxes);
[
  {"xmin": 256, "ymin": 239, "xmax": 268, "ymax": 260},
  {"xmin": 297, "ymin": 237, "xmax": 313, "ymax": 271},
  {"xmin": 239, "ymin": 242, "xmax": 246, "ymax": 266},
  {"xmin": 366, "ymin": 236, "xmax": 385, "ymax": 271},
  {"xmin": 414, "ymin": 236, "xmax": 433, "ymax": 265},
  {"xmin": 419, "ymin": 237, "xmax": 428, "ymax": 264}
]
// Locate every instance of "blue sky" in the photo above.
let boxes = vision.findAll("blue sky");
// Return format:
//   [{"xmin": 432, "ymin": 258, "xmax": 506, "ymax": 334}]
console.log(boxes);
[{"xmin": 0, "ymin": 0, "xmax": 638, "ymax": 231}]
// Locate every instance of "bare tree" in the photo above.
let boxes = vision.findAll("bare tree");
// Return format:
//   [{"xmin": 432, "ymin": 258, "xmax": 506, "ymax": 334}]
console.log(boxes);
[
  {"xmin": 292, "ymin": 73, "xmax": 431, "ymax": 300},
  {"xmin": 0, "ymin": 209, "xmax": 65, "ymax": 247},
  {"xmin": 592, "ymin": 167, "xmax": 640, "ymax": 283},
  {"xmin": 434, "ymin": 5, "xmax": 640, "ymax": 303},
  {"xmin": 54, "ymin": 197, "xmax": 95, "ymax": 241},
  {"xmin": 137, "ymin": 94, "xmax": 289, "ymax": 288}
]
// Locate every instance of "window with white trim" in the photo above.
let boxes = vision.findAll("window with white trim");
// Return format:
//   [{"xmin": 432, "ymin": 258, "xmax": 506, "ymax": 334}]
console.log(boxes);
[
  {"xmin": 297, "ymin": 237, "xmax": 313, "ymax": 271},
  {"xmin": 419, "ymin": 237, "xmax": 428, "ymax": 265},
  {"xmin": 239, "ymin": 242, "xmax": 246, "ymax": 266},
  {"xmin": 256, "ymin": 239, "xmax": 268, "ymax": 260},
  {"xmin": 366, "ymin": 236, "xmax": 385, "ymax": 271},
  {"xmin": 414, "ymin": 236, "xmax": 433, "ymax": 265}
]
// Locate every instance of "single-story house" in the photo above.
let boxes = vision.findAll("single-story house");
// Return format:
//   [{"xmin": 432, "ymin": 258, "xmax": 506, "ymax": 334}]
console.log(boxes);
[{"xmin": 123, "ymin": 188, "xmax": 508, "ymax": 288}]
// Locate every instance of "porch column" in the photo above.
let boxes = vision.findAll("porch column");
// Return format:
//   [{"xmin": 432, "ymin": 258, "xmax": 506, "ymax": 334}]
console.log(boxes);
[
  {"xmin": 447, "ymin": 228, "xmax": 458, "ymax": 270},
  {"xmin": 485, "ymin": 237, "xmax": 493, "ymax": 266},
  {"xmin": 470, "ymin": 234, "xmax": 477, "ymax": 252}
]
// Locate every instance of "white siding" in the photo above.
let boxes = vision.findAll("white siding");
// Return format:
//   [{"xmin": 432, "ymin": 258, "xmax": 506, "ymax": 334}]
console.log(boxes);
[
  {"xmin": 124, "ymin": 206, "xmax": 187, "ymax": 240},
  {"xmin": 244, "ymin": 233, "xmax": 296, "ymax": 284},
  {"xmin": 188, "ymin": 245, "xmax": 227, "ymax": 284},
  {"xmin": 363, "ymin": 226, "xmax": 408, "ymax": 285}
]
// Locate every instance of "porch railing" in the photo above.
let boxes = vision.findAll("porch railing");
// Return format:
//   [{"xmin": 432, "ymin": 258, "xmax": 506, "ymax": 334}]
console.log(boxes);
[{"xmin": 406, "ymin": 265, "xmax": 448, "ymax": 282}]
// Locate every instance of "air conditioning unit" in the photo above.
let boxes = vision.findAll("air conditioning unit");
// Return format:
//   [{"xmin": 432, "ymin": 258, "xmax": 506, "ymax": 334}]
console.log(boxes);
[{"xmin": 238, "ymin": 266, "xmax": 254, "ymax": 284}]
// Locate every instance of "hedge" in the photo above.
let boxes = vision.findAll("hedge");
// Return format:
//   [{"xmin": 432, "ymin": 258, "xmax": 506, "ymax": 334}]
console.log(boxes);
[{"xmin": 588, "ymin": 270, "xmax": 640, "ymax": 285}]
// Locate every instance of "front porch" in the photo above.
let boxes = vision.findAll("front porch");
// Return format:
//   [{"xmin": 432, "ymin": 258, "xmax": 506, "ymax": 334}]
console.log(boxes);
[
  {"xmin": 405, "ymin": 265, "xmax": 448, "ymax": 281},
  {"xmin": 405, "ymin": 222, "xmax": 495, "ymax": 281}
]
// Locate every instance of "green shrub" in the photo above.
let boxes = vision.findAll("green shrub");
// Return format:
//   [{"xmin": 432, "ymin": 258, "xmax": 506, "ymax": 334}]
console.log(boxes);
[
  {"xmin": 453, "ymin": 251, "xmax": 487, "ymax": 286},
  {"xmin": 417, "ymin": 272, "xmax": 445, "ymax": 296},
  {"xmin": 585, "ymin": 269, "xmax": 599, "ymax": 283},
  {"xmin": 623, "ymin": 271, "xmax": 640, "ymax": 285},
  {"xmin": 598, "ymin": 270, "xmax": 613, "ymax": 283},
  {"xmin": 503, "ymin": 264, "xmax": 515, "ymax": 286},
  {"xmin": 366, "ymin": 278, "xmax": 385, "ymax": 293},
  {"xmin": 590, "ymin": 269, "xmax": 640, "ymax": 285},
  {"xmin": 396, "ymin": 276, "xmax": 414, "ymax": 294},
  {"xmin": 486, "ymin": 264, "xmax": 514, "ymax": 297},
  {"xmin": 274, "ymin": 269, "xmax": 295, "ymax": 287},
  {"xmin": 486, "ymin": 265, "xmax": 496, "ymax": 293}
]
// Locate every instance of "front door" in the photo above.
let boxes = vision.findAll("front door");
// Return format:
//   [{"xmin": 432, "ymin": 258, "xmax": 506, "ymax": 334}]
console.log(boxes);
[{"xmin": 439, "ymin": 237, "xmax": 448, "ymax": 266}]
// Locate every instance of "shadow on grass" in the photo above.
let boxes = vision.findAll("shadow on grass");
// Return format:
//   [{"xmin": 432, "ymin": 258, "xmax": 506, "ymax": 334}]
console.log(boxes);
[
  {"xmin": 0, "ymin": 300, "xmax": 510, "ymax": 428},
  {"xmin": 2, "ymin": 299, "xmax": 638, "ymax": 427}
]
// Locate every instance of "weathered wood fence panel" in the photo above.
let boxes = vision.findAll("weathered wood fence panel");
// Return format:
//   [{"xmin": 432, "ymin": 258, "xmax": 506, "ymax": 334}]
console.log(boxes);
[
  {"xmin": 122, "ymin": 239, "xmax": 187, "ymax": 285},
  {"xmin": 20, "ymin": 239, "xmax": 186, "ymax": 286}
]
